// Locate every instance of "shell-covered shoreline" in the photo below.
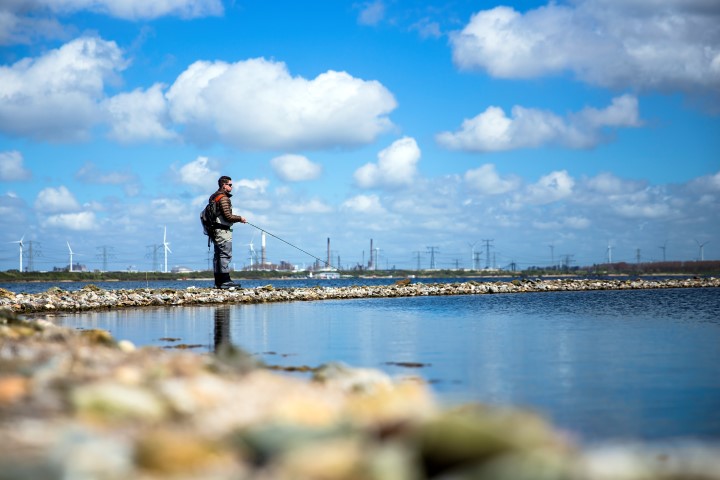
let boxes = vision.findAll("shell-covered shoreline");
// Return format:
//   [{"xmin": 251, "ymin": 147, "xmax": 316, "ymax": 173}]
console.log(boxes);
[
  {"xmin": 1, "ymin": 308, "xmax": 719, "ymax": 479},
  {"xmin": 1, "ymin": 277, "xmax": 719, "ymax": 314}
]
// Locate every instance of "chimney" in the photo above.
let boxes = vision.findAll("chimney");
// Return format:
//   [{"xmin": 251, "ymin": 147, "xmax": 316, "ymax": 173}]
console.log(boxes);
[
  {"xmin": 369, "ymin": 238, "xmax": 373, "ymax": 269},
  {"xmin": 327, "ymin": 237, "xmax": 331, "ymax": 268},
  {"xmin": 261, "ymin": 231, "xmax": 266, "ymax": 267}
]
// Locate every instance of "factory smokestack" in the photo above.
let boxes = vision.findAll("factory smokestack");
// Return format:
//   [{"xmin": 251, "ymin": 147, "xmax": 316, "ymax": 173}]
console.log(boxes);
[
  {"xmin": 369, "ymin": 238, "xmax": 373, "ymax": 270},
  {"xmin": 261, "ymin": 231, "xmax": 266, "ymax": 267}
]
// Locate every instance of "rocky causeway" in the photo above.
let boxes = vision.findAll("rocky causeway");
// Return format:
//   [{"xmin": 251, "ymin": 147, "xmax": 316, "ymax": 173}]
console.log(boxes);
[
  {"xmin": 1, "ymin": 276, "xmax": 719, "ymax": 314},
  {"xmin": 1, "ymin": 278, "xmax": 720, "ymax": 479}
]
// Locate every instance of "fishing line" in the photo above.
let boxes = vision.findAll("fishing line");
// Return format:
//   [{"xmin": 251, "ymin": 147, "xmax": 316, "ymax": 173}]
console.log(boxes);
[{"xmin": 244, "ymin": 221, "xmax": 330, "ymax": 268}]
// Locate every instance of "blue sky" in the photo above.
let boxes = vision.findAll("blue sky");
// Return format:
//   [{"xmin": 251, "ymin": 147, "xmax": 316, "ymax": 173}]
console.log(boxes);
[{"xmin": 1, "ymin": 0, "xmax": 718, "ymax": 272}]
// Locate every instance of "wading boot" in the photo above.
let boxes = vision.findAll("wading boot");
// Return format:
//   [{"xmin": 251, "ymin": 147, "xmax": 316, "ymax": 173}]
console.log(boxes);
[{"xmin": 219, "ymin": 272, "xmax": 240, "ymax": 290}]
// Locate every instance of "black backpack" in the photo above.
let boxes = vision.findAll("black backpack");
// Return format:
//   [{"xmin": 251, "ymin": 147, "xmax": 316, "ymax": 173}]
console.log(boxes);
[{"xmin": 200, "ymin": 193, "xmax": 225, "ymax": 237}]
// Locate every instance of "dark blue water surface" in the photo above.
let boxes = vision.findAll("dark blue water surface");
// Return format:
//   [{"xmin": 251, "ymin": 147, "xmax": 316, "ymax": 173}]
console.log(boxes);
[{"xmin": 44, "ymin": 285, "xmax": 720, "ymax": 444}]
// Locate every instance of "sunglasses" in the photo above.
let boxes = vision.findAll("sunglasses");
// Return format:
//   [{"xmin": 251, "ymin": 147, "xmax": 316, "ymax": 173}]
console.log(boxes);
[{"xmin": 225, "ymin": 183, "xmax": 233, "ymax": 187}]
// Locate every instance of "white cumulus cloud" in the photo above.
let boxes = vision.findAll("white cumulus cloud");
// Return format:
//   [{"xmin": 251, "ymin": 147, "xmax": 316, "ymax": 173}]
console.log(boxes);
[
  {"xmin": 354, "ymin": 137, "xmax": 421, "ymax": 188},
  {"xmin": 687, "ymin": 171, "xmax": 720, "ymax": 193},
  {"xmin": 35, "ymin": 186, "xmax": 81, "ymax": 213},
  {"xmin": 437, "ymin": 95, "xmax": 640, "ymax": 152},
  {"xmin": 165, "ymin": 57, "xmax": 396, "ymax": 150},
  {"xmin": 0, "ymin": 36, "xmax": 125, "ymax": 141},
  {"xmin": 584, "ymin": 172, "xmax": 645, "ymax": 195},
  {"xmin": 236, "ymin": 178, "xmax": 269, "ymax": 193},
  {"xmin": 450, "ymin": 2, "xmax": 720, "ymax": 92},
  {"xmin": 523, "ymin": 170, "xmax": 575, "ymax": 205},
  {"xmin": 0, "ymin": 151, "xmax": 31, "ymax": 181},
  {"xmin": 271, "ymin": 154, "xmax": 322, "ymax": 182},
  {"xmin": 176, "ymin": 156, "xmax": 220, "ymax": 190},
  {"xmin": 464, "ymin": 164, "xmax": 520, "ymax": 195},
  {"xmin": 43, "ymin": 211, "xmax": 96, "ymax": 231},
  {"xmin": 342, "ymin": 194, "xmax": 386, "ymax": 214},
  {"xmin": 614, "ymin": 202, "xmax": 674, "ymax": 219},
  {"xmin": 104, "ymin": 84, "xmax": 177, "ymax": 143}
]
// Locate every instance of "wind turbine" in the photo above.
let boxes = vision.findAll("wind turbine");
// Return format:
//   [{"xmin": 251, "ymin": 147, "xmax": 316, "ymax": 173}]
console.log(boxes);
[
  {"xmin": 469, "ymin": 241, "xmax": 477, "ymax": 270},
  {"xmin": 163, "ymin": 226, "xmax": 172, "ymax": 273},
  {"xmin": 67, "ymin": 241, "xmax": 74, "ymax": 272},
  {"xmin": 695, "ymin": 239, "xmax": 709, "ymax": 261},
  {"xmin": 244, "ymin": 240, "xmax": 256, "ymax": 269},
  {"xmin": 11, "ymin": 235, "xmax": 24, "ymax": 272},
  {"xmin": 243, "ymin": 232, "xmax": 257, "ymax": 269}
]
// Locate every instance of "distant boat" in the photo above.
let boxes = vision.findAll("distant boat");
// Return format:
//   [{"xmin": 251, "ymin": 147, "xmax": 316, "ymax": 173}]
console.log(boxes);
[{"xmin": 314, "ymin": 271, "xmax": 340, "ymax": 279}]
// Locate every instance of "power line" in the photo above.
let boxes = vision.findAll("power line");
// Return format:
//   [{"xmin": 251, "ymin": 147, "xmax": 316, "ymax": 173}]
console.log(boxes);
[
  {"xmin": 426, "ymin": 246, "xmax": 439, "ymax": 269},
  {"xmin": 482, "ymin": 239, "xmax": 493, "ymax": 269},
  {"xmin": 413, "ymin": 251, "xmax": 422, "ymax": 270},
  {"xmin": 95, "ymin": 245, "xmax": 115, "ymax": 272}
]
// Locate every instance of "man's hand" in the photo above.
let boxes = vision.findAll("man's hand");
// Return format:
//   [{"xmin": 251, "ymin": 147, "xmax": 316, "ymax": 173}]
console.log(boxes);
[{"xmin": 240, "ymin": 217, "xmax": 247, "ymax": 223}]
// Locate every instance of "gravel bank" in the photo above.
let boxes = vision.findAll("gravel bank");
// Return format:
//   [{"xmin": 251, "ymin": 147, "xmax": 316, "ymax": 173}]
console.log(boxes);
[
  {"xmin": 1, "ymin": 277, "xmax": 718, "ymax": 314},
  {"xmin": 1, "ymin": 309, "xmax": 719, "ymax": 480}
]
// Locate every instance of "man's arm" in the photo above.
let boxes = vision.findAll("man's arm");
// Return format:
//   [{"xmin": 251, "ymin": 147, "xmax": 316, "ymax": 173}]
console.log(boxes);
[{"xmin": 218, "ymin": 196, "xmax": 246, "ymax": 223}]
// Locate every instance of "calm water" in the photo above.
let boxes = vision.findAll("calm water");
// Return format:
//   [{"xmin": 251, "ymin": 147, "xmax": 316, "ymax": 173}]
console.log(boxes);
[{"xmin": 48, "ymin": 286, "xmax": 720, "ymax": 444}]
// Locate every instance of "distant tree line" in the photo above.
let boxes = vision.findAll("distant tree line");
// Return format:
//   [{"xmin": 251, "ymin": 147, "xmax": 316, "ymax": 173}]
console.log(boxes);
[{"xmin": 591, "ymin": 261, "xmax": 720, "ymax": 275}]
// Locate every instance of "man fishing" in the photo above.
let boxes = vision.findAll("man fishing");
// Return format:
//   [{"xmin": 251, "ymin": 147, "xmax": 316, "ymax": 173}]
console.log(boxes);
[{"xmin": 209, "ymin": 175, "xmax": 247, "ymax": 289}]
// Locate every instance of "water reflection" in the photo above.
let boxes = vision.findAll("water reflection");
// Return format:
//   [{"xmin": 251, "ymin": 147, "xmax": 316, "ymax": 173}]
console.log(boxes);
[
  {"xmin": 213, "ymin": 306, "xmax": 231, "ymax": 352},
  {"xmin": 51, "ymin": 288, "xmax": 720, "ymax": 442}
]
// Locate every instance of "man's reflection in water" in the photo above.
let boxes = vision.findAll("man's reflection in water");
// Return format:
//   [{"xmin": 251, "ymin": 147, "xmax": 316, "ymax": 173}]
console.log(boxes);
[{"xmin": 213, "ymin": 306, "xmax": 231, "ymax": 352}]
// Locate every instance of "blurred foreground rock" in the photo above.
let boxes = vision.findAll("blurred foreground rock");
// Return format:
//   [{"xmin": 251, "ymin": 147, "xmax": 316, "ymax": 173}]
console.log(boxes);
[{"xmin": 1, "ymin": 308, "xmax": 719, "ymax": 480}]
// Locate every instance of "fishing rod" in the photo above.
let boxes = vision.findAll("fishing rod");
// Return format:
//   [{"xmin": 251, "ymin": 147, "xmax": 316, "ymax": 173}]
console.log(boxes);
[{"xmin": 244, "ymin": 221, "xmax": 331, "ymax": 268}]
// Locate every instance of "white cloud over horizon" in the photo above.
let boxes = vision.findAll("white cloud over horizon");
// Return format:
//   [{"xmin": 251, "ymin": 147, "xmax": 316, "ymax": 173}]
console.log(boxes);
[
  {"xmin": 342, "ymin": 194, "xmax": 386, "ymax": 214},
  {"xmin": 437, "ymin": 95, "xmax": 641, "ymax": 152},
  {"xmin": 104, "ymin": 84, "xmax": 177, "ymax": 143},
  {"xmin": 166, "ymin": 58, "xmax": 397, "ymax": 150},
  {"xmin": 42, "ymin": 211, "xmax": 97, "ymax": 231},
  {"xmin": 521, "ymin": 170, "xmax": 576, "ymax": 205},
  {"xmin": 464, "ymin": 164, "xmax": 521, "ymax": 195},
  {"xmin": 354, "ymin": 137, "xmax": 421, "ymax": 188},
  {"xmin": 271, "ymin": 154, "xmax": 322, "ymax": 182},
  {"xmin": 0, "ymin": 36, "xmax": 125, "ymax": 141},
  {"xmin": 34, "ymin": 186, "xmax": 81, "ymax": 213},
  {"xmin": 451, "ymin": 2, "xmax": 720, "ymax": 93},
  {"xmin": 0, "ymin": 39, "xmax": 397, "ymax": 150},
  {"xmin": 236, "ymin": 178, "xmax": 270, "ymax": 194},
  {"xmin": 2, "ymin": 163, "xmax": 717, "ymax": 268},
  {"xmin": 0, "ymin": 151, "xmax": 31, "ymax": 181},
  {"xmin": 175, "ymin": 156, "xmax": 220, "ymax": 191}
]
